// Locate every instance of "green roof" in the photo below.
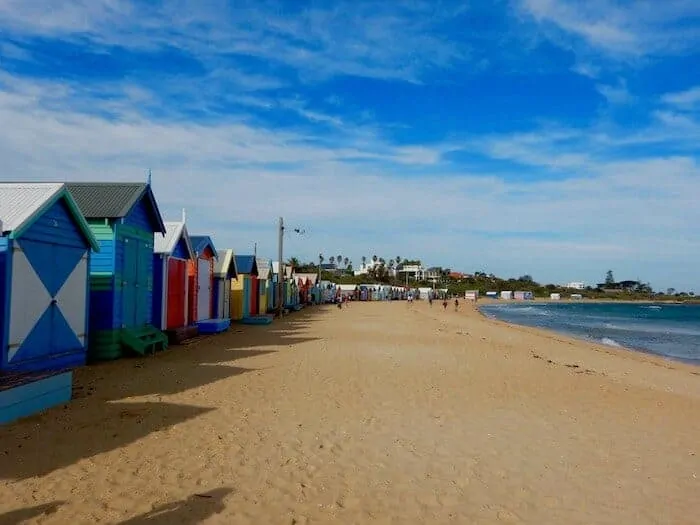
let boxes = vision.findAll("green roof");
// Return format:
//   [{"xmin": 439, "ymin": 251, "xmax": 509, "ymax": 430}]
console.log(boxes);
[
  {"xmin": 65, "ymin": 182, "xmax": 149, "ymax": 218},
  {"xmin": 65, "ymin": 182, "xmax": 166, "ymax": 233}
]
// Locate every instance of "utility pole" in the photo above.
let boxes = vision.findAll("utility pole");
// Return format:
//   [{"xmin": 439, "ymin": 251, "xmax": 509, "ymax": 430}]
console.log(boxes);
[{"xmin": 277, "ymin": 217, "xmax": 284, "ymax": 319}]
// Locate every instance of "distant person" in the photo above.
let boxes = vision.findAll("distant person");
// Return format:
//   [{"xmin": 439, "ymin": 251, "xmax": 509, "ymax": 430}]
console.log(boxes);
[
  {"xmin": 454, "ymin": 298, "xmax": 460, "ymax": 311},
  {"xmin": 442, "ymin": 299, "xmax": 448, "ymax": 310},
  {"xmin": 408, "ymin": 293, "xmax": 413, "ymax": 305},
  {"xmin": 429, "ymin": 296, "xmax": 433, "ymax": 307}
]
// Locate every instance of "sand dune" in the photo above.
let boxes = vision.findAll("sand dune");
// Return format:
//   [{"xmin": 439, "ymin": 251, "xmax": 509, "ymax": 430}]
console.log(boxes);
[{"xmin": 1, "ymin": 301, "xmax": 699, "ymax": 524}]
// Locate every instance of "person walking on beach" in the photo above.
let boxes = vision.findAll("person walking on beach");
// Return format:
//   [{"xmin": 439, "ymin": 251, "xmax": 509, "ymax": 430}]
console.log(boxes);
[
  {"xmin": 454, "ymin": 298, "xmax": 460, "ymax": 312},
  {"xmin": 428, "ymin": 295, "xmax": 433, "ymax": 307},
  {"xmin": 442, "ymin": 299, "xmax": 448, "ymax": 310}
]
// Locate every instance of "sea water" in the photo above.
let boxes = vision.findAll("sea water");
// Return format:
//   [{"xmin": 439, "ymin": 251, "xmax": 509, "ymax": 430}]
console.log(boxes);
[{"xmin": 479, "ymin": 302, "xmax": 700, "ymax": 363}]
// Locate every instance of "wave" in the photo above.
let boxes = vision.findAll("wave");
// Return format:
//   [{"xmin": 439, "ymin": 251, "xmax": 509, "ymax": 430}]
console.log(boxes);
[
  {"xmin": 600, "ymin": 337, "xmax": 623, "ymax": 348},
  {"xmin": 641, "ymin": 305, "xmax": 662, "ymax": 310},
  {"xmin": 602, "ymin": 322, "xmax": 700, "ymax": 337}
]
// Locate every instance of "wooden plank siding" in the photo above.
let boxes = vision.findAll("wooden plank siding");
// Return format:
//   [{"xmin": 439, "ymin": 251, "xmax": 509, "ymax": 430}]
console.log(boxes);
[{"xmin": 20, "ymin": 198, "xmax": 86, "ymax": 248}]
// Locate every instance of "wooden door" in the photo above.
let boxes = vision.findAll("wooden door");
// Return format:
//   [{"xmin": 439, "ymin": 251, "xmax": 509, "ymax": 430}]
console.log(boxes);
[
  {"xmin": 196, "ymin": 258, "xmax": 211, "ymax": 321},
  {"xmin": 167, "ymin": 258, "xmax": 186, "ymax": 329},
  {"xmin": 121, "ymin": 236, "xmax": 139, "ymax": 328}
]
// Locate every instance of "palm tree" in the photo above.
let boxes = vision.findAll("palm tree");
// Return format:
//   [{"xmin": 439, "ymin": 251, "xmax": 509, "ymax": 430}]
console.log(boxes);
[
  {"xmin": 329, "ymin": 256, "xmax": 335, "ymax": 265},
  {"xmin": 361, "ymin": 256, "xmax": 367, "ymax": 268},
  {"xmin": 288, "ymin": 257, "xmax": 300, "ymax": 269},
  {"xmin": 343, "ymin": 257, "xmax": 349, "ymax": 268},
  {"xmin": 319, "ymin": 253, "xmax": 324, "ymax": 265},
  {"xmin": 372, "ymin": 255, "xmax": 378, "ymax": 263},
  {"xmin": 337, "ymin": 254, "xmax": 342, "ymax": 267},
  {"xmin": 396, "ymin": 256, "xmax": 401, "ymax": 265}
]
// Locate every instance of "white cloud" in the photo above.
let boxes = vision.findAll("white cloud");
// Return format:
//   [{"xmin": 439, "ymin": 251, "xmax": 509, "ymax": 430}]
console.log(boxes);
[
  {"xmin": 518, "ymin": 0, "xmax": 700, "ymax": 57},
  {"xmin": 596, "ymin": 80, "xmax": 632, "ymax": 104},
  {"xmin": 661, "ymin": 86, "xmax": 700, "ymax": 110},
  {"xmin": 0, "ymin": 0, "xmax": 469, "ymax": 83},
  {"xmin": 0, "ymin": 71, "xmax": 698, "ymax": 290}
]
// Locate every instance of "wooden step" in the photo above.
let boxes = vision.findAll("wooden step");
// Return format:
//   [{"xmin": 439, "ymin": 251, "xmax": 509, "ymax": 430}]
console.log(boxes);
[{"xmin": 120, "ymin": 326, "xmax": 169, "ymax": 356}]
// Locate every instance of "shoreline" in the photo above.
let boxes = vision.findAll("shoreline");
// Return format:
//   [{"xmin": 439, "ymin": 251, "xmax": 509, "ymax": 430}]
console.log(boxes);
[
  {"xmin": 476, "ymin": 297, "xmax": 697, "ymax": 305},
  {"xmin": 472, "ymin": 301, "xmax": 700, "ymax": 370}
]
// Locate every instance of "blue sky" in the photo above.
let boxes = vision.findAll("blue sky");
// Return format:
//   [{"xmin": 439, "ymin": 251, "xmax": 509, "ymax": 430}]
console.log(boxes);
[{"xmin": 0, "ymin": 0, "xmax": 699, "ymax": 291}]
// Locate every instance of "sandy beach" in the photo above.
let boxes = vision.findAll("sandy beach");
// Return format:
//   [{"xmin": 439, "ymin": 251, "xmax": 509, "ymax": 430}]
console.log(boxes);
[{"xmin": 1, "ymin": 301, "xmax": 699, "ymax": 524}]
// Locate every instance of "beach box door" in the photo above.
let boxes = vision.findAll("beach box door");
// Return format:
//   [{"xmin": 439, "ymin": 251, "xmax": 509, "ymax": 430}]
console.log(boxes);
[
  {"xmin": 6, "ymin": 242, "xmax": 88, "ymax": 369},
  {"xmin": 121, "ymin": 237, "xmax": 139, "ymax": 328},
  {"xmin": 197, "ymin": 258, "xmax": 211, "ymax": 321},
  {"xmin": 222, "ymin": 281, "xmax": 230, "ymax": 319},
  {"xmin": 166, "ymin": 258, "xmax": 187, "ymax": 329}
]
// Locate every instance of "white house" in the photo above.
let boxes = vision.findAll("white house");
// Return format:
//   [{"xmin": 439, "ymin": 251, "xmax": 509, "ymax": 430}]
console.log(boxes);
[
  {"xmin": 353, "ymin": 259, "xmax": 385, "ymax": 276},
  {"xmin": 396, "ymin": 263, "xmax": 425, "ymax": 282},
  {"xmin": 566, "ymin": 282, "xmax": 585, "ymax": 290}
]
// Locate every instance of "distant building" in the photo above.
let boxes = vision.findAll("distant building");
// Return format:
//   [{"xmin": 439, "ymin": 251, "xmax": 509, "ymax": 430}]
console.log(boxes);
[
  {"xmin": 320, "ymin": 263, "xmax": 340, "ymax": 274},
  {"xmin": 566, "ymin": 282, "xmax": 585, "ymax": 290},
  {"xmin": 396, "ymin": 263, "xmax": 425, "ymax": 282},
  {"xmin": 425, "ymin": 267, "xmax": 442, "ymax": 282},
  {"xmin": 353, "ymin": 260, "xmax": 381, "ymax": 276}
]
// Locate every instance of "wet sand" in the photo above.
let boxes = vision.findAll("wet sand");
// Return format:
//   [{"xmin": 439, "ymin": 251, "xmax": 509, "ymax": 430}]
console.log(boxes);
[{"xmin": 1, "ymin": 301, "xmax": 699, "ymax": 524}]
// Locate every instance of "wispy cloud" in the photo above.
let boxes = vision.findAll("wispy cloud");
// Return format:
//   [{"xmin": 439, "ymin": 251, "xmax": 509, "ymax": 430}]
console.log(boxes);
[
  {"xmin": 518, "ymin": 0, "xmax": 700, "ymax": 57},
  {"xmin": 0, "ymin": 1, "xmax": 698, "ymax": 290},
  {"xmin": 596, "ymin": 79, "xmax": 633, "ymax": 104},
  {"xmin": 1, "ymin": 69, "xmax": 698, "ymax": 288},
  {"xmin": 0, "ymin": 0, "xmax": 469, "ymax": 83},
  {"xmin": 661, "ymin": 86, "xmax": 700, "ymax": 111}
]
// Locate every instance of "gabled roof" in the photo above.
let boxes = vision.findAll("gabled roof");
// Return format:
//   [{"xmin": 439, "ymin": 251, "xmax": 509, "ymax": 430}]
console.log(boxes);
[
  {"xmin": 0, "ymin": 182, "xmax": 100, "ymax": 251},
  {"xmin": 272, "ymin": 261, "xmax": 293, "ymax": 279},
  {"xmin": 65, "ymin": 182, "xmax": 166, "ymax": 234},
  {"xmin": 295, "ymin": 273, "xmax": 319, "ymax": 286},
  {"xmin": 154, "ymin": 221, "xmax": 195, "ymax": 259},
  {"xmin": 234, "ymin": 255, "xmax": 258, "ymax": 275},
  {"xmin": 256, "ymin": 258, "xmax": 272, "ymax": 280},
  {"xmin": 189, "ymin": 235, "xmax": 218, "ymax": 259},
  {"xmin": 214, "ymin": 249, "xmax": 238, "ymax": 279}
]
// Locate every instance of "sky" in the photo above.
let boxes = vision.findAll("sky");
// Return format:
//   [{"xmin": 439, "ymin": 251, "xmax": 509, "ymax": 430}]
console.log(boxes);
[{"xmin": 0, "ymin": 0, "xmax": 699, "ymax": 291}]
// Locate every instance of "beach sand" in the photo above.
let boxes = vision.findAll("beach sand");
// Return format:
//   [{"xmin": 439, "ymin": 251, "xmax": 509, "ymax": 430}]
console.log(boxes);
[{"xmin": 1, "ymin": 301, "xmax": 699, "ymax": 524}]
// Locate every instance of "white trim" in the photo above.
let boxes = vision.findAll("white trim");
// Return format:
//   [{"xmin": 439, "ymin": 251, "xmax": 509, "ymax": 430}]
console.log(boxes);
[
  {"xmin": 161, "ymin": 255, "xmax": 167, "ymax": 330},
  {"xmin": 184, "ymin": 259, "xmax": 190, "ymax": 325}
]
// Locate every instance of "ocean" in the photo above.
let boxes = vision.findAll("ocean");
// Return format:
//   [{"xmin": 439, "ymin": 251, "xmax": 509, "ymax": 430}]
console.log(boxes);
[{"xmin": 478, "ymin": 302, "xmax": 700, "ymax": 363}]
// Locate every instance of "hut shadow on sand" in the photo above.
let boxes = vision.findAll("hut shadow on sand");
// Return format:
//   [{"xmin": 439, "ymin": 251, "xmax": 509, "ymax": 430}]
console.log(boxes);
[
  {"xmin": 0, "ymin": 501, "xmax": 64, "ymax": 525},
  {"xmin": 0, "ymin": 307, "xmax": 326, "ymax": 482},
  {"xmin": 116, "ymin": 488, "xmax": 233, "ymax": 525}
]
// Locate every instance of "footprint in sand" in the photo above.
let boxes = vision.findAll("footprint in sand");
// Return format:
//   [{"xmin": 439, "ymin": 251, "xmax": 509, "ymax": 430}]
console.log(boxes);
[{"xmin": 497, "ymin": 509, "xmax": 521, "ymax": 522}]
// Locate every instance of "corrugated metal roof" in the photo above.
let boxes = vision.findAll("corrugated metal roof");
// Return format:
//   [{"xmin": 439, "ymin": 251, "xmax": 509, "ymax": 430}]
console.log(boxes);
[
  {"xmin": 0, "ymin": 182, "xmax": 100, "ymax": 251},
  {"xmin": 65, "ymin": 182, "xmax": 147, "ymax": 218},
  {"xmin": 154, "ymin": 221, "xmax": 195, "ymax": 259},
  {"xmin": 0, "ymin": 183, "xmax": 64, "ymax": 233},
  {"xmin": 295, "ymin": 273, "xmax": 319, "ymax": 285},
  {"xmin": 256, "ymin": 258, "xmax": 271, "ymax": 280},
  {"xmin": 214, "ymin": 249, "xmax": 238, "ymax": 278},
  {"xmin": 190, "ymin": 235, "xmax": 218, "ymax": 259},
  {"xmin": 235, "ymin": 255, "xmax": 258, "ymax": 275},
  {"xmin": 272, "ymin": 261, "xmax": 292, "ymax": 279}
]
